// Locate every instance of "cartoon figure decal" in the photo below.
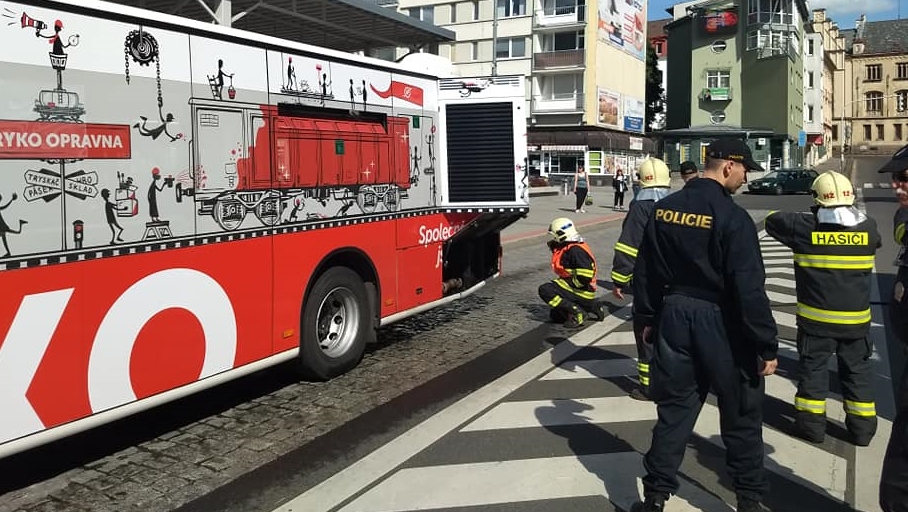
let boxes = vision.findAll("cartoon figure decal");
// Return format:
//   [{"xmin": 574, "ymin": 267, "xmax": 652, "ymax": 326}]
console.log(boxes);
[
  {"xmin": 100, "ymin": 188, "xmax": 125, "ymax": 244},
  {"xmin": 208, "ymin": 59, "xmax": 234, "ymax": 100},
  {"xmin": 0, "ymin": 192, "xmax": 27, "ymax": 257},
  {"xmin": 125, "ymin": 28, "xmax": 183, "ymax": 143}
]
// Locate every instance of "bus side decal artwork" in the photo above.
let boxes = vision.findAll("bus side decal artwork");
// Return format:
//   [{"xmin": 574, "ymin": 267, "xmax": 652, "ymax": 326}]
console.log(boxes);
[{"xmin": 0, "ymin": 267, "xmax": 237, "ymax": 443}]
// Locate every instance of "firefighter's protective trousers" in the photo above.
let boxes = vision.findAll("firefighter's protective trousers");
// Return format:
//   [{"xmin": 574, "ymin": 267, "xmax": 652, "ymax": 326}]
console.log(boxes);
[{"xmin": 643, "ymin": 294, "xmax": 767, "ymax": 502}]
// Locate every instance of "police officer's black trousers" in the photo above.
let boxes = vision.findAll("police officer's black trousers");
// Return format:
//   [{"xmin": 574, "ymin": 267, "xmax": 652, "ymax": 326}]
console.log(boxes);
[
  {"xmin": 881, "ymin": 360, "xmax": 908, "ymax": 512},
  {"xmin": 632, "ymin": 314, "xmax": 652, "ymax": 391},
  {"xmin": 643, "ymin": 295, "xmax": 767, "ymax": 502},
  {"xmin": 794, "ymin": 330, "xmax": 876, "ymax": 443},
  {"xmin": 538, "ymin": 280, "xmax": 597, "ymax": 321}
]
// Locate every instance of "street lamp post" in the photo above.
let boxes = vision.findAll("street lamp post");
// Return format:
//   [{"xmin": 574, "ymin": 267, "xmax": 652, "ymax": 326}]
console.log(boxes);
[{"xmin": 839, "ymin": 93, "xmax": 904, "ymax": 171}]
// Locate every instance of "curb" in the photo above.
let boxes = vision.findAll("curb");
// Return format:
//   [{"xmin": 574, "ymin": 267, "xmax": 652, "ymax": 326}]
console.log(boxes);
[{"xmin": 502, "ymin": 212, "xmax": 626, "ymax": 246}]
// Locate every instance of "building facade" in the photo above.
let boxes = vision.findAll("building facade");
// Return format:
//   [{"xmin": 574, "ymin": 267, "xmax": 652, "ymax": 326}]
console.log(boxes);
[
  {"xmin": 836, "ymin": 16, "xmax": 908, "ymax": 157},
  {"xmin": 371, "ymin": 0, "xmax": 655, "ymax": 183},
  {"xmin": 802, "ymin": 9, "xmax": 844, "ymax": 167},
  {"xmin": 660, "ymin": 0, "xmax": 808, "ymax": 172}
]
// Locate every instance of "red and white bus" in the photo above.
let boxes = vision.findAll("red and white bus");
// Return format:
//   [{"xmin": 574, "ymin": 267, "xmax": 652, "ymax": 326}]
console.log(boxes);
[{"xmin": 0, "ymin": 0, "xmax": 528, "ymax": 458}]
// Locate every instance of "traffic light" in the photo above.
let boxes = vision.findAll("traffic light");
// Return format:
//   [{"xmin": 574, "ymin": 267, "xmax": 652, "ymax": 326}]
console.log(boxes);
[{"xmin": 73, "ymin": 220, "xmax": 83, "ymax": 249}]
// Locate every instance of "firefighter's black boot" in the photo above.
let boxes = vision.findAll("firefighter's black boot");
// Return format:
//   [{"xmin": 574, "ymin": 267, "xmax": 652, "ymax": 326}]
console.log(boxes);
[
  {"xmin": 563, "ymin": 306, "xmax": 584, "ymax": 329},
  {"xmin": 549, "ymin": 308, "xmax": 568, "ymax": 324},
  {"xmin": 592, "ymin": 299, "xmax": 607, "ymax": 321},
  {"xmin": 630, "ymin": 495, "xmax": 665, "ymax": 512},
  {"xmin": 736, "ymin": 497, "xmax": 768, "ymax": 512}
]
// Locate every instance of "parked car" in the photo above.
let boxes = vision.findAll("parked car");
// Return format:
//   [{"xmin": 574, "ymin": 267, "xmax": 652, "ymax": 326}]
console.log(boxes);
[{"xmin": 746, "ymin": 168, "xmax": 819, "ymax": 195}]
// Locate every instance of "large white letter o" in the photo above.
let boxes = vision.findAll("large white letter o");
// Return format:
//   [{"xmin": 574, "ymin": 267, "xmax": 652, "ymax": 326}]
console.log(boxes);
[{"xmin": 88, "ymin": 268, "xmax": 237, "ymax": 413}]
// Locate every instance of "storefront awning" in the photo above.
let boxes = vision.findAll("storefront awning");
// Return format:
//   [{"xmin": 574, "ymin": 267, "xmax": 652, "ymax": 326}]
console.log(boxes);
[{"xmin": 536, "ymin": 144, "xmax": 589, "ymax": 152}]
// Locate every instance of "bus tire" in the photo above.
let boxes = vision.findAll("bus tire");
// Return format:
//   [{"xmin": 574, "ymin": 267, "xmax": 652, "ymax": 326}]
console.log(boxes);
[{"xmin": 299, "ymin": 266, "xmax": 372, "ymax": 380}]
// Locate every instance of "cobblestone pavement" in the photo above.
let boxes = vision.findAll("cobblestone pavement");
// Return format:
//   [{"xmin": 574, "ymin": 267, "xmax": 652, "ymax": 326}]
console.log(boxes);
[{"xmin": 0, "ymin": 220, "xmax": 630, "ymax": 512}]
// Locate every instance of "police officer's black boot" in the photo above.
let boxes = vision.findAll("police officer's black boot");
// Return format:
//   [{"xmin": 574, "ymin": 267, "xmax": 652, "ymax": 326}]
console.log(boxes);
[
  {"xmin": 736, "ymin": 497, "xmax": 768, "ymax": 512},
  {"xmin": 630, "ymin": 495, "xmax": 665, "ymax": 512}
]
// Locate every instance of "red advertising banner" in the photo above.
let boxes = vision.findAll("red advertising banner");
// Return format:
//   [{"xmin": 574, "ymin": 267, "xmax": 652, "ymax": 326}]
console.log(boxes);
[
  {"xmin": 370, "ymin": 81, "xmax": 425, "ymax": 107},
  {"xmin": 0, "ymin": 120, "xmax": 131, "ymax": 160}
]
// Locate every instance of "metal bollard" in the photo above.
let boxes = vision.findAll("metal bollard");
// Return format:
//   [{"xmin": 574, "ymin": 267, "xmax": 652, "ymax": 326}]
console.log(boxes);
[{"xmin": 563, "ymin": 181, "xmax": 569, "ymax": 196}]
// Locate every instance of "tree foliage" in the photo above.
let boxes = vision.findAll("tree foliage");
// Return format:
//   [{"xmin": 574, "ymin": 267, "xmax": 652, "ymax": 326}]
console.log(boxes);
[{"xmin": 645, "ymin": 42, "xmax": 665, "ymax": 132}]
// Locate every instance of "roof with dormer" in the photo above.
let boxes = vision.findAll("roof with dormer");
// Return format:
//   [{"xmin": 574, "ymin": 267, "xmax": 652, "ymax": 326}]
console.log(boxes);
[{"xmin": 841, "ymin": 18, "xmax": 908, "ymax": 55}]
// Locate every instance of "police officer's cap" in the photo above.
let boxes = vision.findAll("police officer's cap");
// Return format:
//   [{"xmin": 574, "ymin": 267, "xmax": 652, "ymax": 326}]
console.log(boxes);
[
  {"xmin": 705, "ymin": 139, "xmax": 764, "ymax": 172},
  {"xmin": 876, "ymin": 143, "xmax": 908, "ymax": 176}
]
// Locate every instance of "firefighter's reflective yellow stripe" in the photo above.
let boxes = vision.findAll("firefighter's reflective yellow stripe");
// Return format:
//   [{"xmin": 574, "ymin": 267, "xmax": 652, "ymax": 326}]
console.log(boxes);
[
  {"xmin": 793, "ymin": 253, "xmax": 875, "ymax": 270},
  {"xmin": 554, "ymin": 278, "xmax": 596, "ymax": 299},
  {"xmin": 796, "ymin": 302, "xmax": 872, "ymax": 325},
  {"xmin": 548, "ymin": 295, "xmax": 563, "ymax": 308},
  {"xmin": 896, "ymin": 223, "xmax": 906, "ymax": 245},
  {"xmin": 611, "ymin": 270, "xmax": 632, "ymax": 284},
  {"xmin": 845, "ymin": 399, "xmax": 876, "ymax": 417},
  {"xmin": 614, "ymin": 242, "xmax": 638, "ymax": 258},
  {"xmin": 640, "ymin": 376, "xmax": 650, "ymax": 386},
  {"xmin": 637, "ymin": 362, "xmax": 649, "ymax": 373},
  {"xmin": 572, "ymin": 268, "xmax": 596, "ymax": 278},
  {"xmin": 794, "ymin": 396, "xmax": 826, "ymax": 414}
]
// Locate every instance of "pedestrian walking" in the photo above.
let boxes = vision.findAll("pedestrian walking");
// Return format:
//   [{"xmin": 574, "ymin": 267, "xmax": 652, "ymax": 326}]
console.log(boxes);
[
  {"xmin": 609, "ymin": 157, "xmax": 673, "ymax": 401},
  {"xmin": 538, "ymin": 217, "xmax": 606, "ymax": 329},
  {"xmin": 679, "ymin": 160, "xmax": 699, "ymax": 183},
  {"xmin": 877, "ymin": 143, "xmax": 908, "ymax": 512},
  {"xmin": 630, "ymin": 139, "xmax": 778, "ymax": 512},
  {"xmin": 765, "ymin": 170, "xmax": 881, "ymax": 446},
  {"xmin": 613, "ymin": 168, "xmax": 628, "ymax": 210},
  {"xmin": 573, "ymin": 165, "xmax": 589, "ymax": 213}
]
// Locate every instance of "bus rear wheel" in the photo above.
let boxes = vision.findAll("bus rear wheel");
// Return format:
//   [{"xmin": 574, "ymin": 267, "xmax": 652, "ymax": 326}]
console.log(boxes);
[{"xmin": 299, "ymin": 267, "xmax": 373, "ymax": 380}]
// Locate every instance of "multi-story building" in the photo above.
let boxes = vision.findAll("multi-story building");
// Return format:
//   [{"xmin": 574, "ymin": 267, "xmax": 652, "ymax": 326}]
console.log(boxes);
[
  {"xmin": 802, "ymin": 9, "xmax": 844, "ymax": 167},
  {"xmin": 648, "ymin": 18, "xmax": 671, "ymax": 130},
  {"xmin": 660, "ymin": 0, "xmax": 809, "ymax": 172},
  {"xmin": 371, "ymin": 0, "xmax": 655, "ymax": 182},
  {"xmin": 836, "ymin": 15, "xmax": 908, "ymax": 156}
]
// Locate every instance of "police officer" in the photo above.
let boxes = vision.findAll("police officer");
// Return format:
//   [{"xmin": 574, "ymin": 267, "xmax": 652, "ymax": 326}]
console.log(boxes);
[
  {"xmin": 631, "ymin": 139, "xmax": 778, "ymax": 512},
  {"xmin": 611, "ymin": 157, "xmax": 673, "ymax": 401},
  {"xmin": 765, "ymin": 171, "xmax": 881, "ymax": 446},
  {"xmin": 539, "ymin": 217, "xmax": 606, "ymax": 329},
  {"xmin": 877, "ymin": 143, "xmax": 908, "ymax": 511}
]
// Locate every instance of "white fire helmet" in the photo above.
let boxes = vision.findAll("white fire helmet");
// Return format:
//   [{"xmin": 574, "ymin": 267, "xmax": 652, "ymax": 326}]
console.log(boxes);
[
  {"xmin": 548, "ymin": 217, "xmax": 579, "ymax": 243},
  {"xmin": 638, "ymin": 157, "xmax": 671, "ymax": 188},
  {"xmin": 811, "ymin": 170, "xmax": 855, "ymax": 207}
]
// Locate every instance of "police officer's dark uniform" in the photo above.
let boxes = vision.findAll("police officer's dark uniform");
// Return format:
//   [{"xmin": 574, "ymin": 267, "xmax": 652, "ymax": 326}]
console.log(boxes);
[
  {"xmin": 611, "ymin": 157, "xmax": 672, "ymax": 400},
  {"xmin": 631, "ymin": 139, "xmax": 778, "ymax": 512},
  {"xmin": 539, "ymin": 217, "xmax": 605, "ymax": 328},
  {"xmin": 765, "ymin": 171, "xmax": 881, "ymax": 446},
  {"xmin": 877, "ymin": 144, "xmax": 908, "ymax": 512}
]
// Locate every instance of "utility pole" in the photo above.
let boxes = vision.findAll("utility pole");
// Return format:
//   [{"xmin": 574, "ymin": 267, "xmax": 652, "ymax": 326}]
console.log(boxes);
[{"xmin": 491, "ymin": 0, "xmax": 499, "ymax": 76}]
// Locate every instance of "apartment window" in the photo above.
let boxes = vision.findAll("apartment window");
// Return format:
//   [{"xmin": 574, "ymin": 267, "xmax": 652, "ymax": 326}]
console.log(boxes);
[
  {"xmin": 408, "ymin": 6, "xmax": 434, "ymax": 23},
  {"xmin": 807, "ymin": 38, "xmax": 814, "ymax": 55},
  {"xmin": 806, "ymin": 105, "xmax": 814, "ymax": 122},
  {"xmin": 878, "ymin": 124, "xmax": 885, "ymax": 141},
  {"xmin": 831, "ymin": 125, "xmax": 838, "ymax": 140},
  {"xmin": 540, "ymin": 74, "xmax": 583, "ymax": 100},
  {"xmin": 863, "ymin": 124, "xmax": 872, "ymax": 141},
  {"xmin": 897, "ymin": 124, "xmax": 904, "ymax": 141},
  {"xmin": 706, "ymin": 69, "xmax": 730, "ymax": 89},
  {"xmin": 897, "ymin": 90, "xmax": 908, "ymax": 112},
  {"xmin": 866, "ymin": 64, "xmax": 882, "ymax": 82},
  {"xmin": 747, "ymin": 0, "xmax": 793, "ymax": 25},
  {"xmin": 496, "ymin": 37, "xmax": 526, "ymax": 59},
  {"xmin": 655, "ymin": 41, "xmax": 664, "ymax": 54},
  {"xmin": 473, "ymin": 0, "xmax": 479, "ymax": 20},
  {"xmin": 471, "ymin": 41, "xmax": 478, "ymax": 60},
  {"xmin": 542, "ymin": 31, "xmax": 584, "ymax": 51},
  {"xmin": 807, "ymin": 71, "xmax": 814, "ymax": 88},
  {"xmin": 450, "ymin": 3, "xmax": 457, "ymax": 23},
  {"xmin": 898, "ymin": 62, "xmax": 908, "ymax": 80},
  {"xmin": 866, "ymin": 91, "xmax": 884, "ymax": 113},
  {"xmin": 496, "ymin": 0, "xmax": 526, "ymax": 17}
]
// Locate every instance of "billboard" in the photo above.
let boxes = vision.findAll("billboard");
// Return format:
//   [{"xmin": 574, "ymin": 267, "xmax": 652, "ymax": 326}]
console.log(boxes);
[
  {"xmin": 700, "ymin": 8, "xmax": 739, "ymax": 35},
  {"xmin": 598, "ymin": 87, "xmax": 621, "ymax": 128},
  {"xmin": 597, "ymin": 0, "xmax": 647, "ymax": 61},
  {"xmin": 623, "ymin": 96, "xmax": 645, "ymax": 133}
]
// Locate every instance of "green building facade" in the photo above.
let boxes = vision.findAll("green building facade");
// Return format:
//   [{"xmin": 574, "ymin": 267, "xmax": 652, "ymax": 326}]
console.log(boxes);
[{"xmin": 660, "ymin": 0, "xmax": 809, "ymax": 173}]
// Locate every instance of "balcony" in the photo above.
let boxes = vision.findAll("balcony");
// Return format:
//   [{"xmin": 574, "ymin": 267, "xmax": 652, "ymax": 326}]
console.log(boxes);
[
  {"xmin": 534, "ymin": 49, "xmax": 585, "ymax": 70},
  {"xmin": 534, "ymin": 4, "xmax": 586, "ymax": 27},
  {"xmin": 698, "ymin": 87, "xmax": 733, "ymax": 101},
  {"xmin": 532, "ymin": 93, "xmax": 584, "ymax": 113}
]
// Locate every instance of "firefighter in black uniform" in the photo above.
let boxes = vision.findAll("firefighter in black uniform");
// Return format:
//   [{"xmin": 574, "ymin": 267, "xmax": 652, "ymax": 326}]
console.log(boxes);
[
  {"xmin": 631, "ymin": 139, "xmax": 778, "ymax": 512},
  {"xmin": 611, "ymin": 157, "xmax": 673, "ymax": 401},
  {"xmin": 877, "ymin": 143, "xmax": 908, "ymax": 512},
  {"xmin": 539, "ymin": 217, "xmax": 606, "ymax": 328},
  {"xmin": 765, "ymin": 170, "xmax": 882, "ymax": 446}
]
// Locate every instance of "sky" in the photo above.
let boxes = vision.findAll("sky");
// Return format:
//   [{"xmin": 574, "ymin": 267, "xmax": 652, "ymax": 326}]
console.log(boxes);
[{"xmin": 647, "ymin": 0, "xmax": 906, "ymax": 24}]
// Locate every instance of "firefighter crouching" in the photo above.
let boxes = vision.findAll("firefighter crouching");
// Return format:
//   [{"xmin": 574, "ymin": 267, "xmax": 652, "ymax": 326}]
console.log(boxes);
[
  {"xmin": 611, "ymin": 157, "xmax": 673, "ymax": 401},
  {"xmin": 765, "ymin": 170, "xmax": 882, "ymax": 446},
  {"xmin": 539, "ymin": 217, "xmax": 606, "ymax": 328}
]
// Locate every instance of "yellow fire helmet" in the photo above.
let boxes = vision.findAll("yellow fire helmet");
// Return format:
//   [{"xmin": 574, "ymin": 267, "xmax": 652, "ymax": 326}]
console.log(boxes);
[
  {"xmin": 548, "ymin": 217, "xmax": 579, "ymax": 243},
  {"xmin": 638, "ymin": 157, "xmax": 671, "ymax": 188},
  {"xmin": 811, "ymin": 170, "xmax": 855, "ymax": 207}
]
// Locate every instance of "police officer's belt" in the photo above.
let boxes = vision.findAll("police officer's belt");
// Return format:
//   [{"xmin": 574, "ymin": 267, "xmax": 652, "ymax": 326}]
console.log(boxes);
[{"xmin": 667, "ymin": 285, "xmax": 721, "ymax": 304}]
